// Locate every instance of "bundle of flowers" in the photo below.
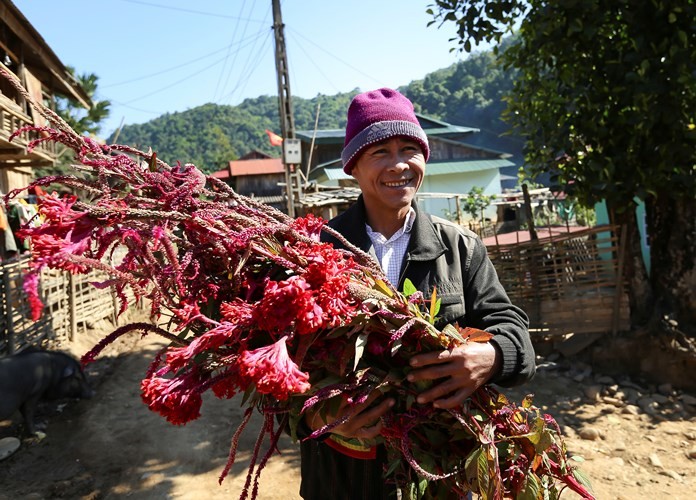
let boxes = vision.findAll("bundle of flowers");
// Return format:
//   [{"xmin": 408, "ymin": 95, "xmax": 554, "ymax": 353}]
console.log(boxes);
[{"xmin": 1, "ymin": 67, "xmax": 594, "ymax": 500}]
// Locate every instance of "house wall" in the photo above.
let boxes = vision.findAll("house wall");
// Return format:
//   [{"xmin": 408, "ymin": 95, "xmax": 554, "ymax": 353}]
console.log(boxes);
[
  {"xmin": 419, "ymin": 170, "xmax": 501, "ymax": 222},
  {"xmin": 0, "ymin": 166, "xmax": 32, "ymax": 196},
  {"xmin": 235, "ymin": 173, "xmax": 285, "ymax": 198},
  {"xmin": 429, "ymin": 139, "xmax": 493, "ymax": 162}
]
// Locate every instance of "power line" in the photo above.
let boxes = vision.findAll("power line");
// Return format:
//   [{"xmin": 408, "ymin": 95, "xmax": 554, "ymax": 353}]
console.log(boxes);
[
  {"xmin": 217, "ymin": 29, "xmax": 273, "ymax": 105},
  {"xmin": 103, "ymin": 32, "xmax": 266, "ymax": 89},
  {"xmin": 286, "ymin": 26, "xmax": 385, "ymax": 88},
  {"xmin": 117, "ymin": 0, "xmax": 265, "ymax": 22},
  {"xmin": 286, "ymin": 32, "xmax": 342, "ymax": 95},
  {"xmin": 213, "ymin": 0, "xmax": 252, "ymax": 101},
  {"xmin": 119, "ymin": 30, "xmax": 268, "ymax": 105}
]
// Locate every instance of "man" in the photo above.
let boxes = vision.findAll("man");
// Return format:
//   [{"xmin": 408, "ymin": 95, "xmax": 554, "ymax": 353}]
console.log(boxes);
[{"xmin": 300, "ymin": 88, "xmax": 535, "ymax": 499}]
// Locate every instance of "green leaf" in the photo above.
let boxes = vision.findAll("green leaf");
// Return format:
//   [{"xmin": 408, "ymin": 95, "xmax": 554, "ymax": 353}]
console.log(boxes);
[
  {"xmin": 353, "ymin": 333, "xmax": 369, "ymax": 371},
  {"xmin": 417, "ymin": 477, "xmax": 428, "ymax": 498},
  {"xmin": 572, "ymin": 468, "xmax": 594, "ymax": 491},
  {"xmin": 402, "ymin": 278, "xmax": 417, "ymax": 297},
  {"xmin": 441, "ymin": 323, "xmax": 466, "ymax": 343},
  {"xmin": 518, "ymin": 473, "xmax": 542, "ymax": 500},
  {"xmin": 465, "ymin": 447, "xmax": 482, "ymax": 483}
]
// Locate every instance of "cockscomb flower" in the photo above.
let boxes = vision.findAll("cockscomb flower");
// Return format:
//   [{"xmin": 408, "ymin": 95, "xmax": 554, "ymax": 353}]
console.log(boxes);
[
  {"xmin": 238, "ymin": 337, "xmax": 310, "ymax": 400},
  {"xmin": 140, "ymin": 366, "xmax": 206, "ymax": 425}
]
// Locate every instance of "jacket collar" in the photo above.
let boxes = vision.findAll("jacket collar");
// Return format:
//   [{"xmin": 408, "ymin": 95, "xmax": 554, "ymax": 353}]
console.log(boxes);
[{"xmin": 329, "ymin": 195, "xmax": 447, "ymax": 261}]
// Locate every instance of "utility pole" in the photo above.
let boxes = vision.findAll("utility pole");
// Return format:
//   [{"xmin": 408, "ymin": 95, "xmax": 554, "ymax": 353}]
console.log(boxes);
[{"xmin": 272, "ymin": 0, "xmax": 302, "ymax": 217}]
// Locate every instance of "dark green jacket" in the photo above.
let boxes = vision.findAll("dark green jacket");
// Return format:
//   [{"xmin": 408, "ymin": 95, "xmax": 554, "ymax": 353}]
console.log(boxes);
[{"xmin": 299, "ymin": 197, "xmax": 535, "ymax": 499}]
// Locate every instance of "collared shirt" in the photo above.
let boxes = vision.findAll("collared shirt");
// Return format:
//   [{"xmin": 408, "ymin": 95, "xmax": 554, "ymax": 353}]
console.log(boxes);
[{"xmin": 365, "ymin": 207, "xmax": 415, "ymax": 286}]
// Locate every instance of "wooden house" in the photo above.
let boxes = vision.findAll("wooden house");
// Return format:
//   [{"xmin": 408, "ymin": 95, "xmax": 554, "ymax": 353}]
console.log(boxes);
[
  {"xmin": 297, "ymin": 113, "xmax": 515, "ymax": 221},
  {"xmin": 211, "ymin": 151, "xmax": 286, "ymax": 211},
  {"xmin": 0, "ymin": 0, "xmax": 92, "ymax": 195}
]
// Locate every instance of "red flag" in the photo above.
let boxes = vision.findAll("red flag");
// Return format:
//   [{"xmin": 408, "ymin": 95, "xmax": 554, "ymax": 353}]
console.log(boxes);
[{"xmin": 265, "ymin": 129, "xmax": 283, "ymax": 147}]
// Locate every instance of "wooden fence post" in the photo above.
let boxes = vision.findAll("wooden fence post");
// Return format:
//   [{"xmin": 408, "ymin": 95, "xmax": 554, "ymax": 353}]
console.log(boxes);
[{"xmin": 612, "ymin": 224, "xmax": 627, "ymax": 336}]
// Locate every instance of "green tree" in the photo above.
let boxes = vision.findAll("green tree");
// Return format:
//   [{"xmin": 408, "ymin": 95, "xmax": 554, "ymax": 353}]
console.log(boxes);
[
  {"xmin": 36, "ymin": 68, "xmax": 110, "ymax": 180},
  {"xmin": 55, "ymin": 67, "xmax": 110, "ymax": 136},
  {"xmin": 430, "ymin": 0, "xmax": 696, "ymax": 336}
]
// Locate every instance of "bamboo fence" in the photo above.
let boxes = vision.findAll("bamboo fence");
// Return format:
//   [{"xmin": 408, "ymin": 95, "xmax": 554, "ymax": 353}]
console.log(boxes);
[
  {"xmin": 486, "ymin": 224, "xmax": 630, "ymax": 337},
  {"xmin": 0, "ymin": 250, "xmax": 137, "ymax": 355},
  {"xmin": 0, "ymin": 225, "xmax": 628, "ymax": 354}
]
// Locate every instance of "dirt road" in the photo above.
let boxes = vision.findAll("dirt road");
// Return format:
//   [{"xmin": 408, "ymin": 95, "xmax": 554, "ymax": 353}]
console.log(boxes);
[{"xmin": 1, "ymin": 319, "xmax": 695, "ymax": 499}]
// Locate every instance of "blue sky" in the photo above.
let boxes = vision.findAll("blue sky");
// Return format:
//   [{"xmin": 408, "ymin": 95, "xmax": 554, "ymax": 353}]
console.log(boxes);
[{"xmin": 13, "ymin": 0, "xmax": 475, "ymax": 138}]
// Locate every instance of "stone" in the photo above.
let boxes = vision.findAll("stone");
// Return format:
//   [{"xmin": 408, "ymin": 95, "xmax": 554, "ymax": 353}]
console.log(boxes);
[
  {"xmin": 652, "ymin": 394, "xmax": 669, "ymax": 404},
  {"xmin": 657, "ymin": 383, "xmax": 673, "ymax": 396},
  {"xmin": 687, "ymin": 448, "xmax": 696, "ymax": 459},
  {"xmin": 638, "ymin": 397, "xmax": 660, "ymax": 415},
  {"xmin": 578, "ymin": 427, "xmax": 601, "ymax": 440},
  {"xmin": 659, "ymin": 469, "xmax": 682, "ymax": 482},
  {"xmin": 680, "ymin": 394, "xmax": 696, "ymax": 406},
  {"xmin": 596, "ymin": 375, "xmax": 615, "ymax": 384},
  {"xmin": 603, "ymin": 396, "xmax": 624, "ymax": 407},
  {"xmin": 622, "ymin": 405, "xmax": 641, "ymax": 416},
  {"xmin": 648, "ymin": 453, "xmax": 663, "ymax": 468},
  {"xmin": 584, "ymin": 385, "xmax": 602, "ymax": 401}
]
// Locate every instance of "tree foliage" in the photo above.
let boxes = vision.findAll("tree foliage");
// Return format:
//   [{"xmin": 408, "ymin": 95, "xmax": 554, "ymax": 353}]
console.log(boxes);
[
  {"xmin": 55, "ymin": 67, "xmax": 110, "ymax": 136},
  {"xmin": 432, "ymin": 0, "xmax": 696, "ymax": 334}
]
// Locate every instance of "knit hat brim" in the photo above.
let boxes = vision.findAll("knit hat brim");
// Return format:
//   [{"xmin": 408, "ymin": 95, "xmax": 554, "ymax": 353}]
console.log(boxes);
[{"xmin": 341, "ymin": 120, "xmax": 429, "ymax": 174}]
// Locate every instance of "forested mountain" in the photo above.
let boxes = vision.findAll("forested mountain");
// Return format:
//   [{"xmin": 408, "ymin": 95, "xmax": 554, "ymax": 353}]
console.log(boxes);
[{"xmin": 115, "ymin": 47, "xmax": 519, "ymax": 173}]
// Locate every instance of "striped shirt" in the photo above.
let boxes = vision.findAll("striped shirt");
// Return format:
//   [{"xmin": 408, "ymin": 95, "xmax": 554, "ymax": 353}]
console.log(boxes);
[{"xmin": 365, "ymin": 208, "xmax": 415, "ymax": 286}]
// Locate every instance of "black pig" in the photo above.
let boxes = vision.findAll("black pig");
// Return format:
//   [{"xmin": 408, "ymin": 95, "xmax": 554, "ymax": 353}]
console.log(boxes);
[{"xmin": 0, "ymin": 350, "xmax": 95, "ymax": 435}]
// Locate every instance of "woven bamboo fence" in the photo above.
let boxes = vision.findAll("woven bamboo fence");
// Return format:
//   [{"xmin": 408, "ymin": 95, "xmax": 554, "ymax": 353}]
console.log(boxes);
[
  {"xmin": 1, "ymin": 225, "xmax": 629, "ymax": 353},
  {"xmin": 0, "ymin": 251, "xmax": 137, "ymax": 355},
  {"xmin": 486, "ymin": 224, "xmax": 629, "ymax": 337}
]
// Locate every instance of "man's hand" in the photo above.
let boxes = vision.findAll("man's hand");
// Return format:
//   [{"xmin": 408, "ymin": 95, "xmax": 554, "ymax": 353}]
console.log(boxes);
[
  {"xmin": 304, "ymin": 391, "xmax": 394, "ymax": 440},
  {"xmin": 407, "ymin": 341, "xmax": 501, "ymax": 409}
]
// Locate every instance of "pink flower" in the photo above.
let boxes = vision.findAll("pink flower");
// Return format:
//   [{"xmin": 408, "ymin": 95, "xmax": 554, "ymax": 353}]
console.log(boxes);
[
  {"xmin": 291, "ymin": 213, "xmax": 325, "ymax": 241},
  {"xmin": 140, "ymin": 367, "xmax": 206, "ymax": 425},
  {"xmin": 166, "ymin": 322, "xmax": 242, "ymax": 372},
  {"xmin": 238, "ymin": 337, "xmax": 310, "ymax": 400},
  {"xmin": 253, "ymin": 276, "xmax": 311, "ymax": 333},
  {"xmin": 22, "ymin": 271, "xmax": 44, "ymax": 321}
]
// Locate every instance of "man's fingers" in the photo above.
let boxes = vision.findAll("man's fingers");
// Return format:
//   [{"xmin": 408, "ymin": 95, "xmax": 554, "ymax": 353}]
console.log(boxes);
[{"xmin": 410, "ymin": 349, "xmax": 454, "ymax": 368}]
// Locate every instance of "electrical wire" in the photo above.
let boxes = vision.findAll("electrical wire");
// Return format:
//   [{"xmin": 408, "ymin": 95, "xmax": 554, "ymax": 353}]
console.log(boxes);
[
  {"xmin": 216, "ymin": 2, "xmax": 273, "ymax": 104},
  {"xmin": 213, "ymin": 0, "xmax": 251, "ymax": 101},
  {"xmin": 285, "ymin": 31, "xmax": 342, "ymax": 95},
  {"xmin": 286, "ymin": 26, "xmax": 385, "ymax": 88},
  {"xmin": 102, "ymin": 32, "xmax": 265, "ymax": 89},
  {"xmin": 217, "ymin": 28, "xmax": 273, "ymax": 105},
  {"xmin": 117, "ymin": 0, "xmax": 264, "ymax": 22}
]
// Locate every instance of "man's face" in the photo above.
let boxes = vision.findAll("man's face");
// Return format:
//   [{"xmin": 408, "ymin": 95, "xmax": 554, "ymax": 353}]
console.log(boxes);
[{"xmin": 351, "ymin": 137, "xmax": 425, "ymax": 216}]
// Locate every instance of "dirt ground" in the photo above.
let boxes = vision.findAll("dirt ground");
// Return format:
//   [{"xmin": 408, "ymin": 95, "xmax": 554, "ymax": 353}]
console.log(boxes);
[{"xmin": 1, "ymin": 312, "xmax": 695, "ymax": 500}]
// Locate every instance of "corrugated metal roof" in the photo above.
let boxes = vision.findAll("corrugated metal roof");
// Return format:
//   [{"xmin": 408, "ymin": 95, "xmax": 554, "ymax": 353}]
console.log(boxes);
[
  {"xmin": 426, "ymin": 159, "xmax": 515, "ymax": 175},
  {"xmin": 296, "ymin": 117, "xmax": 478, "ymax": 143},
  {"xmin": 316, "ymin": 158, "xmax": 514, "ymax": 181},
  {"xmin": 229, "ymin": 158, "xmax": 284, "ymax": 176}
]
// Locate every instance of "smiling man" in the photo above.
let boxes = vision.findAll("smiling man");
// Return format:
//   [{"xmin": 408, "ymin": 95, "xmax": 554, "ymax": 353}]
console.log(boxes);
[{"xmin": 299, "ymin": 88, "xmax": 536, "ymax": 499}]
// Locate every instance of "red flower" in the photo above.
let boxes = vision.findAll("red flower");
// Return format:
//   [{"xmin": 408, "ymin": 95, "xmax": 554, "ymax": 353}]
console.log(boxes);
[
  {"xmin": 140, "ymin": 367, "xmax": 206, "ymax": 425},
  {"xmin": 166, "ymin": 322, "xmax": 242, "ymax": 372},
  {"xmin": 291, "ymin": 213, "xmax": 325, "ymax": 241},
  {"xmin": 238, "ymin": 337, "xmax": 310, "ymax": 400},
  {"xmin": 22, "ymin": 271, "xmax": 44, "ymax": 321}
]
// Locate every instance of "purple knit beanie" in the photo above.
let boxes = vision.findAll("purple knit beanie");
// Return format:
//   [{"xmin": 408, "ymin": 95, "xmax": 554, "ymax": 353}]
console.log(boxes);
[{"xmin": 341, "ymin": 88, "xmax": 430, "ymax": 174}]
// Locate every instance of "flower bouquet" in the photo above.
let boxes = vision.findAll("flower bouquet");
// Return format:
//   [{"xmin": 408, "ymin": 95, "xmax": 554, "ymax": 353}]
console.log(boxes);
[{"xmin": 1, "ymin": 66, "xmax": 594, "ymax": 500}]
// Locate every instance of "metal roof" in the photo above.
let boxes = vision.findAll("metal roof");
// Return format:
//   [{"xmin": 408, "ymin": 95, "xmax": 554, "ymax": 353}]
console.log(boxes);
[
  {"xmin": 314, "ymin": 158, "xmax": 514, "ymax": 181},
  {"xmin": 296, "ymin": 114, "xmax": 479, "ymax": 144},
  {"xmin": 425, "ymin": 158, "xmax": 515, "ymax": 176}
]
